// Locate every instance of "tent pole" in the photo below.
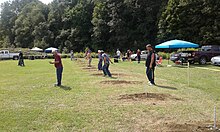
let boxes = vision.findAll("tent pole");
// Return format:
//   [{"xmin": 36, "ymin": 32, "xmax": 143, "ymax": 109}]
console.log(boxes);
[{"xmin": 168, "ymin": 48, "xmax": 170, "ymax": 65}]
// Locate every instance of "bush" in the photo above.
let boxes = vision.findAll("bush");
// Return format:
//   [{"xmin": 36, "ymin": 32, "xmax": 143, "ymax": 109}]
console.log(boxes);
[
  {"xmin": 177, "ymin": 48, "xmax": 198, "ymax": 52},
  {"xmin": 46, "ymin": 54, "xmax": 54, "ymax": 59},
  {"xmin": 61, "ymin": 54, "xmax": 69, "ymax": 58},
  {"xmin": 91, "ymin": 52, "xmax": 98, "ymax": 58},
  {"xmin": 73, "ymin": 52, "xmax": 98, "ymax": 58},
  {"xmin": 74, "ymin": 52, "xmax": 85, "ymax": 58},
  {"xmin": 158, "ymin": 52, "xmax": 170, "ymax": 59}
]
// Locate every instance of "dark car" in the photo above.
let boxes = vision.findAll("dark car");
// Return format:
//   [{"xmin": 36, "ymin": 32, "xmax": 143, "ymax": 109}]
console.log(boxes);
[
  {"xmin": 192, "ymin": 45, "xmax": 220, "ymax": 64},
  {"xmin": 170, "ymin": 51, "xmax": 195, "ymax": 64}
]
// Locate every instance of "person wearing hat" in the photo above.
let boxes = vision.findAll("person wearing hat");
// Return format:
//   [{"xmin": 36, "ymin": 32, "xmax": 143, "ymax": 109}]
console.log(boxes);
[
  {"xmin": 98, "ymin": 50, "xmax": 103, "ymax": 70},
  {"xmin": 49, "ymin": 49, "xmax": 63, "ymax": 87},
  {"xmin": 145, "ymin": 44, "xmax": 156, "ymax": 86},
  {"xmin": 102, "ymin": 52, "xmax": 113, "ymax": 77}
]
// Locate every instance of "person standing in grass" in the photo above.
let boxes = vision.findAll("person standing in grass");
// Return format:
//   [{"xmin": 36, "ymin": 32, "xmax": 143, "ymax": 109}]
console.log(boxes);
[
  {"xmin": 98, "ymin": 50, "xmax": 103, "ymax": 70},
  {"xmin": 116, "ymin": 49, "xmax": 121, "ymax": 60},
  {"xmin": 86, "ymin": 48, "xmax": 92, "ymax": 67},
  {"xmin": 127, "ymin": 49, "xmax": 132, "ymax": 61},
  {"xmin": 49, "ymin": 50, "xmax": 63, "ymax": 87},
  {"xmin": 102, "ymin": 52, "xmax": 113, "ymax": 77},
  {"xmin": 18, "ymin": 50, "xmax": 25, "ymax": 66},
  {"xmin": 137, "ymin": 49, "xmax": 141, "ymax": 63},
  {"xmin": 70, "ymin": 50, "xmax": 74, "ymax": 61},
  {"xmin": 145, "ymin": 44, "xmax": 156, "ymax": 86}
]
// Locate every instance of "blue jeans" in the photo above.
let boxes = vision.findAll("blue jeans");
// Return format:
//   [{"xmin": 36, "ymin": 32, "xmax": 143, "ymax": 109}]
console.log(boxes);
[
  {"xmin": 103, "ymin": 63, "xmax": 111, "ymax": 77},
  {"xmin": 146, "ymin": 67, "xmax": 155, "ymax": 84},
  {"xmin": 137, "ymin": 55, "xmax": 141, "ymax": 63},
  {"xmin": 56, "ymin": 67, "xmax": 63, "ymax": 86},
  {"xmin": 98, "ymin": 60, "xmax": 103, "ymax": 70}
]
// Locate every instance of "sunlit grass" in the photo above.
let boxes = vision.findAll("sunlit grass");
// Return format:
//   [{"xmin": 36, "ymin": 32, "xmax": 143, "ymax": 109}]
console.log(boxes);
[{"xmin": 0, "ymin": 59, "xmax": 220, "ymax": 131}]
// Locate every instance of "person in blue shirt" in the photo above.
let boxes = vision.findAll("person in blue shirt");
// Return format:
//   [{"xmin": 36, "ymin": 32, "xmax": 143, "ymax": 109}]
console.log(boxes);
[
  {"xmin": 98, "ymin": 50, "xmax": 103, "ymax": 70},
  {"xmin": 102, "ymin": 52, "xmax": 113, "ymax": 77}
]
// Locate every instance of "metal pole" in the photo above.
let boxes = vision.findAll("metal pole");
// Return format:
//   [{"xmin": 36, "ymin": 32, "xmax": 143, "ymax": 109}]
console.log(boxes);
[
  {"xmin": 188, "ymin": 62, "xmax": 190, "ymax": 86},
  {"xmin": 214, "ymin": 105, "xmax": 217, "ymax": 130}
]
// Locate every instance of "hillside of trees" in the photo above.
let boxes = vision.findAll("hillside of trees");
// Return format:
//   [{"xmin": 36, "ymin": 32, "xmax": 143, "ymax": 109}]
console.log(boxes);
[{"xmin": 0, "ymin": 0, "xmax": 219, "ymax": 52}]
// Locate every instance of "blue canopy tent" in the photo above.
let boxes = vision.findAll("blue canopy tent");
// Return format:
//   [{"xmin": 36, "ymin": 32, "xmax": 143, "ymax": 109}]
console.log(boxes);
[
  {"xmin": 155, "ymin": 40, "xmax": 199, "ymax": 64},
  {"xmin": 155, "ymin": 40, "xmax": 199, "ymax": 49},
  {"xmin": 45, "ymin": 47, "xmax": 58, "ymax": 53}
]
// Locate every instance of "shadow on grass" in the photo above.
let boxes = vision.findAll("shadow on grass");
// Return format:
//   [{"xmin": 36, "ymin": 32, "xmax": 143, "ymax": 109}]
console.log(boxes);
[
  {"xmin": 110, "ymin": 77, "xmax": 118, "ymax": 79},
  {"xmin": 156, "ymin": 85, "xmax": 177, "ymax": 90},
  {"xmin": 59, "ymin": 85, "xmax": 72, "ymax": 90}
]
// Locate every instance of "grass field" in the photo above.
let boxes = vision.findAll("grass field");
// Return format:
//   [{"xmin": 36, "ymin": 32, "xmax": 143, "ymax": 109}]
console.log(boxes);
[{"xmin": 0, "ymin": 58, "xmax": 220, "ymax": 131}]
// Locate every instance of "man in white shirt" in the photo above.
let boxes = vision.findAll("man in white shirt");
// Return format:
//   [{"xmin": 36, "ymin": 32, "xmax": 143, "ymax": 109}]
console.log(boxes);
[{"xmin": 116, "ymin": 49, "xmax": 121, "ymax": 59}]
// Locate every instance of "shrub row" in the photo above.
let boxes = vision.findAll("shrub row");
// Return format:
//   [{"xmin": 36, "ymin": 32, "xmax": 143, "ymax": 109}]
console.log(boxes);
[
  {"xmin": 158, "ymin": 52, "xmax": 171, "ymax": 60},
  {"xmin": 23, "ymin": 52, "xmax": 99, "ymax": 60}
]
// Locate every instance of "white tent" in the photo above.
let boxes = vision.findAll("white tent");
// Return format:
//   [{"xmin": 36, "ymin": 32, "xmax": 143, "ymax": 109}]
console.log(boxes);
[{"xmin": 31, "ymin": 47, "xmax": 43, "ymax": 52}]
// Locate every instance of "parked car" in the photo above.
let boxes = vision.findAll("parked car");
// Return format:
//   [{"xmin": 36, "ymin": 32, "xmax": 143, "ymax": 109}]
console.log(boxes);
[
  {"xmin": 0, "ymin": 50, "xmax": 19, "ymax": 60},
  {"xmin": 170, "ymin": 52, "xmax": 180, "ymax": 62},
  {"xmin": 170, "ymin": 51, "xmax": 195, "ymax": 64},
  {"xmin": 131, "ymin": 50, "xmax": 148, "ymax": 61},
  {"xmin": 173, "ymin": 45, "xmax": 220, "ymax": 65},
  {"xmin": 211, "ymin": 56, "xmax": 220, "ymax": 66},
  {"xmin": 192, "ymin": 45, "xmax": 220, "ymax": 64}
]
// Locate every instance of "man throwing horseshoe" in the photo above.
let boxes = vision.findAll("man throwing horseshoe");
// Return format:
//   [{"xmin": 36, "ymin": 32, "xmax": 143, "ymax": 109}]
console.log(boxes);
[
  {"xmin": 49, "ymin": 49, "xmax": 63, "ymax": 87},
  {"xmin": 145, "ymin": 44, "xmax": 156, "ymax": 86}
]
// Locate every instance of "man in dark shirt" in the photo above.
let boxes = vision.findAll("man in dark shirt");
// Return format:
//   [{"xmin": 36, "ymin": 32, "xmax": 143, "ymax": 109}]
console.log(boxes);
[
  {"xmin": 18, "ymin": 50, "xmax": 25, "ymax": 66},
  {"xmin": 49, "ymin": 50, "xmax": 63, "ymax": 86},
  {"xmin": 137, "ymin": 49, "xmax": 141, "ymax": 63},
  {"xmin": 98, "ymin": 50, "xmax": 103, "ymax": 70},
  {"xmin": 145, "ymin": 44, "xmax": 156, "ymax": 86}
]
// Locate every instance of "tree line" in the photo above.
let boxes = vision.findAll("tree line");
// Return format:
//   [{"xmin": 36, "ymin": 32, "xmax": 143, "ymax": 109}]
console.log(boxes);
[{"xmin": 0, "ymin": 0, "xmax": 219, "ymax": 52}]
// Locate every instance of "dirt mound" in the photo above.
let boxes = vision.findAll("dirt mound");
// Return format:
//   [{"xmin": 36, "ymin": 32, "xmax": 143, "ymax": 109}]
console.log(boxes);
[
  {"xmin": 82, "ymin": 67, "xmax": 96, "ymax": 70},
  {"xmin": 101, "ymin": 80, "xmax": 142, "ymax": 85},
  {"xmin": 166, "ymin": 122, "xmax": 220, "ymax": 132},
  {"xmin": 119, "ymin": 93, "xmax": 181, "ymax": 101}
]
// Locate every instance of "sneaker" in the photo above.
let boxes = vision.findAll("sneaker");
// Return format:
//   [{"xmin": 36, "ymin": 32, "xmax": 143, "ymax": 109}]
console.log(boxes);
[
  {"xmin": 54, "ymin": 83, "xmax": 61, "ymax": 87},
  {"xmin": 149, "ymin": 82, "xmax": 156, "ymax": 86}
]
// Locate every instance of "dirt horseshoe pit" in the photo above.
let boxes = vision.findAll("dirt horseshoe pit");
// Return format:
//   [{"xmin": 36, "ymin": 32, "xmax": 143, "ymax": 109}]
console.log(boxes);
[
  {"xmin": 100, "ymin": 80, "xmax": 142, "ymax": 85},
  {"xmin": 118, "ymin": 93, "xmax": 182, "ymax": 103},
  {"xmin": 91, "ymin": 73, "xmax": 128, "ymax": 77}
]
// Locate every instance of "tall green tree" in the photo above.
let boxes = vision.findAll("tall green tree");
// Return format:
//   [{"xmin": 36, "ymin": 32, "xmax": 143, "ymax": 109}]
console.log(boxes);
[
  {"xmin": 14, "ymin": 1, "xmax": 48, "ymax": 48},
  {"xmin": 92, "ymin": 1, "xmax": 111, "ymax": 51},
  {"xmin": 0, "ymin": 0, "xmax": 40, "ymax": 48},
  {"xmin": 63, "ymin": 0, "xmax": 94, "ymax": 51},
  {"xmin": 158, "ymin": 0, "xmax": 220, "ymax": 45}
]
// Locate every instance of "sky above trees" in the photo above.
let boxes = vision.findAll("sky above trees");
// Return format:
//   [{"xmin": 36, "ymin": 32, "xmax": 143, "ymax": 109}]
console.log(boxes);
[{"xmin": 0, "ymin": 0, "xmax": 53, "ymax": 5}]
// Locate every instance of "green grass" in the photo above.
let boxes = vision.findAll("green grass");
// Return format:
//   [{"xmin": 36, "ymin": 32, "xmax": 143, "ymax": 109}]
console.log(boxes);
[{"xmin": 0, "ymin": 59, "xmax": 220, "ymax": 131}]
